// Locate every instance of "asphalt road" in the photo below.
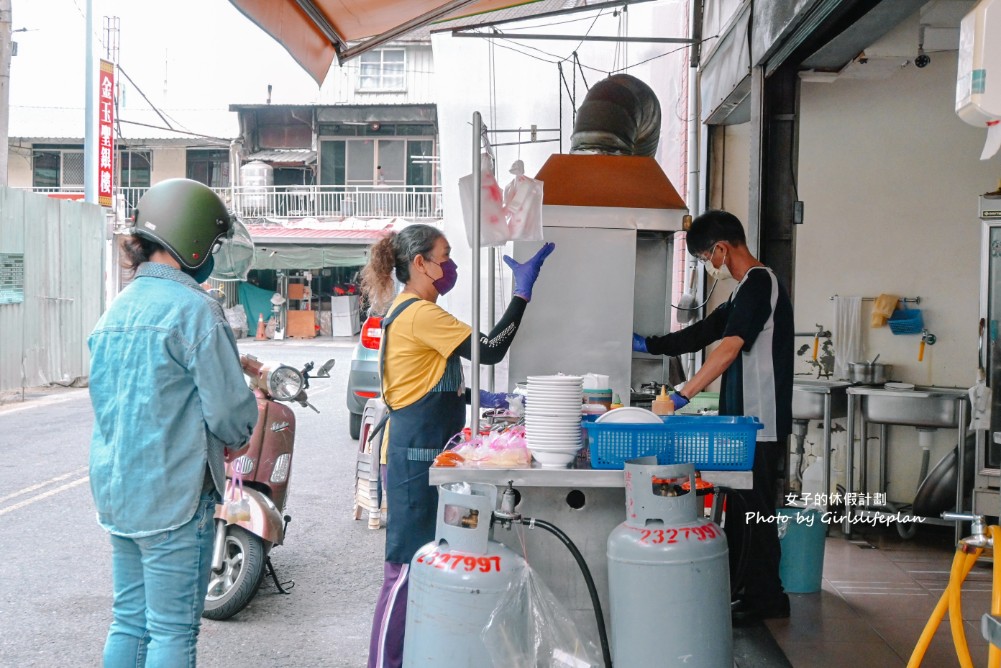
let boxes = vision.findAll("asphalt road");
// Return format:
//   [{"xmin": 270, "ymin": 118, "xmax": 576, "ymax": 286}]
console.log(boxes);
[{"xmin": 0, "ymin": 338, "xmax": 385, "ymax": 668}]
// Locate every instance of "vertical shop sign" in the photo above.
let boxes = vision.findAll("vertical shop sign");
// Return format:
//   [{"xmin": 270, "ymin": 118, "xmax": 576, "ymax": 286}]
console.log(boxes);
[
  {"xmin": 0, "ymin": 254, "xmax": 25, "ymax": 305},
  {"xmin": 97, "ymin": 59, "xmax": 115, "ymax": 208}
]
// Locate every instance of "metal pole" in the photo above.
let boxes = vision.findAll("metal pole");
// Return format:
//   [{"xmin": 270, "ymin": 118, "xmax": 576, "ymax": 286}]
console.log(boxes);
[
  {"xmin": 0, "ymin": 0, "xmax": 11, "ymax": 185},
  {"xmin": 84, "ymin": 0, "xmax": 96, "ymax": 204},
  {"xmin": 683, "ymin": 0, "xmax": 702, "ymax": 379},
  {"xmin": 485, "ymin": 250, "xmax": 496, "ymax": 391},
  {"xmin": 470, "ymin": 112, "xmax": 482, "ymax": 430}
]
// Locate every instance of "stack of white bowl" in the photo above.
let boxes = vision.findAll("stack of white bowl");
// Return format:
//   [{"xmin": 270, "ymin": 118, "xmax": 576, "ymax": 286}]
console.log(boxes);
[{"xmin": 525, "ymin": 374, "xmax": 584, "ymax": 468}]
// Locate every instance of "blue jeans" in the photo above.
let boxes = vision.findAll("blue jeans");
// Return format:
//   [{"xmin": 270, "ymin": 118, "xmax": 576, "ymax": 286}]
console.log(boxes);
[{"xmin": 103, "ymin": 490, "xmax": 219, "ymax": 668}]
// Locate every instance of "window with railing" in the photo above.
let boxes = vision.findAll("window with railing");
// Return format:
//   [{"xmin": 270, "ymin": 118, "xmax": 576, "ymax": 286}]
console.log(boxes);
[{"xmin": 357, "ymin": 49, "xmax": 406, "ymax": 92}]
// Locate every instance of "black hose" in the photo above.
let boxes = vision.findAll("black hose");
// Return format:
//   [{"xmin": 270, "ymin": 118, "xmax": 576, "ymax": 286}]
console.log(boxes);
[
  {"xmin": 519, "ymin": 517, "xmax": 613, "ymax": 668},
  {"xmin": 715, "ymin": 486, "xmax": 752, "ymax": 599}
]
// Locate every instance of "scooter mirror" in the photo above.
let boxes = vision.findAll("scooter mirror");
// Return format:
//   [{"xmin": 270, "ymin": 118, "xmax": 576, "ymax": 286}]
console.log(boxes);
[{"xmin": 315, "ymin": 359, "xmax": 336, "ymax": 378}]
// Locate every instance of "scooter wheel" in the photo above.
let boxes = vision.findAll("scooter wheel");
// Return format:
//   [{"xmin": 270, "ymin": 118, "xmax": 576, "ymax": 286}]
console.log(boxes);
[{"xmin": 202, "ymin": 526, "xmax": 267, "ymax": 620}]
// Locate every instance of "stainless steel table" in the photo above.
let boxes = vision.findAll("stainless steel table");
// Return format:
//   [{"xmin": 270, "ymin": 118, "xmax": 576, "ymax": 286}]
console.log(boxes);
[{"xmin": 844, "ymin": 385, "xmax": 969, "ymax": 541}]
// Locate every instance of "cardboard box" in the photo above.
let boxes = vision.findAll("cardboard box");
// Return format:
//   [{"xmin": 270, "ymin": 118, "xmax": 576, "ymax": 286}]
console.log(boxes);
[
  {"xmin": 287, "ymin": 283, "xmax": 306, "ymax": 300},
  {"xmin": 332, "ymin": 311, "xmax": 360, "ymax": 337},
  {"xmin": 318, "ymin": 312, "xmax": 333, "ymax": 337},
  {"xmin": 331, "ymin": 295, "xmax": 359, "ymax": 315},
  {"xmin": 287, "ymin": 310, "xmax": 317, "ymax": 338}
]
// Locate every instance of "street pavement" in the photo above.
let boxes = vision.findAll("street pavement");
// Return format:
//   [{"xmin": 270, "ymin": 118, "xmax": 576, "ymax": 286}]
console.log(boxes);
[{"xmin": 0, "ymin": 338, "xmax": 385, "ymax": 668}]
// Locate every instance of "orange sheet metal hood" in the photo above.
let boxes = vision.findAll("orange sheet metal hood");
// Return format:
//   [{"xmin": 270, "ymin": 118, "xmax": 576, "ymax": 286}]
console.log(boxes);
[
  {"xmin": 229, "ymin": 0, "xmax": 542, "ymax": 84},
  {"xmin": 534, "ymin": 154, "xmax": 687, "ymax": 210}
]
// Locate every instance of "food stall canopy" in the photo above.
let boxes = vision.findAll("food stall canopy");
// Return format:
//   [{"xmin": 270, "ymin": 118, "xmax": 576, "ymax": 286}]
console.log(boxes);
[
  {"xmin": 251, "ymin": 244, "xmax": 369, "ymax": 269},
  {"xmin": 228, "ymin": 0, "xmax": 547, "ymax": 83},
  {"xmin": 244, "ymin": 218, "xmax": 396, "ymax": 268}
]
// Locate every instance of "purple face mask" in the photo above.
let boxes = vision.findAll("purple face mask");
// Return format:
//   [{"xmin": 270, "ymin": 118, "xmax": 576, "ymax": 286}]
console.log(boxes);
[{"xmin": 430, "ymin": 258, "xmax": 458, "ymax": 295}]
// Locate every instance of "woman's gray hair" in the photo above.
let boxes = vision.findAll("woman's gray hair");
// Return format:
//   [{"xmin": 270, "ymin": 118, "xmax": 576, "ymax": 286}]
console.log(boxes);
[{"xmin": 392, "ymin": 224, "xmax": 444, "ymax": 284}]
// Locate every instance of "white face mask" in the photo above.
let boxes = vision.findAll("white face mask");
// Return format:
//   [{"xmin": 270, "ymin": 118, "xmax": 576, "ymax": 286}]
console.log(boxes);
[{"xmin": 701, "ymin": 245, "xmax": 732, "ymax": 281}]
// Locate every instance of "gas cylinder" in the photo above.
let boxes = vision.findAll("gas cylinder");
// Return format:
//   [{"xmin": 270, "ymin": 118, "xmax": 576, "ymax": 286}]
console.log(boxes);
[
  {"xmin": 403, "ymin": 482, "xmax": 526, "ymax": 667},
  {"xmin": 607, "ymin": 461, "xmax": 732, "ymax": 667}
]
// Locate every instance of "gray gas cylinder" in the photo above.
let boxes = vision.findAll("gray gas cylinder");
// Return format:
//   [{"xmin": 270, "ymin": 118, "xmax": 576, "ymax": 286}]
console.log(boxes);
[
  {"xmin": 607, "ymin": 461, "xmax": 732, "ymax": 667},
  {"xmin": 403, "ymin": 482, "xmax": 526, "ymax": 667}
]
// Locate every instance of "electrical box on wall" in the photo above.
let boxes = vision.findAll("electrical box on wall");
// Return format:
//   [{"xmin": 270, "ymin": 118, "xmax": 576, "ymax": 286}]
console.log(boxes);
[{"xmin": 957, "ymin": 0, "xmax": 1001, "ymax": 126}]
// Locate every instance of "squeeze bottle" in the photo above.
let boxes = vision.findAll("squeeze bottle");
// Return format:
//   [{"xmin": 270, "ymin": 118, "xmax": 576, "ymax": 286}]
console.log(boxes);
[{"xmin": 651, "ymin": 386, "xmax": 675, "ymax": 416}]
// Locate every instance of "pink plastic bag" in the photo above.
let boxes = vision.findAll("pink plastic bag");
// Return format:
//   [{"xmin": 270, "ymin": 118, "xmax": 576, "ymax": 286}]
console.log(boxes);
[{"xmin": 459, "ymin": 153, "xmax": 508, "ymax": 247}]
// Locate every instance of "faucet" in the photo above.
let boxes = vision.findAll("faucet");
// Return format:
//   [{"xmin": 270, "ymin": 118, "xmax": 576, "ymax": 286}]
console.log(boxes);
[
  {"xmin": 919, "ymin": 329, "xmax": 936, "ymax": 362},
  {"xmin": 941, "ymin": 512, "xmax": 990, "ymax": 550}
]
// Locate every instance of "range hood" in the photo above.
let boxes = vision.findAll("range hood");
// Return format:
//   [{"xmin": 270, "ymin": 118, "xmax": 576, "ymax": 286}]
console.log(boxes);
[{"xmin": 533, "ymin": 153, "xmax": 688, "ymax": 233}]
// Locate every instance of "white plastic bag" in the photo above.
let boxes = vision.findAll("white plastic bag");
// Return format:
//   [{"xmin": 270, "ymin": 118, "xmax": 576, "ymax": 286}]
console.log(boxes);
[
  {"xmin": 224, "ymin": 306, "xmax": 249, "ymax": 337},
  {"xmin": 225, "ymin": 471, "xmax": 251, "ymax": 524},
  {"xmin": 482, "ymin": 562, "xmax": 600, "ymax": 667},
  {"xmin": 459, "ymin": 153, "xmax": 509, "ymax": 247},
  {"xmin": 503, "ymin": 160, "xmax": 544, "ymax": 242}
]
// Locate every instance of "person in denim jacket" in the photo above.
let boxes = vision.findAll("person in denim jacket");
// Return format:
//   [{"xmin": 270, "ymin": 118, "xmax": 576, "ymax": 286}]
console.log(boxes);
[{"xmin": 88, "ymin": 179, "xmax": 258, "ymax": 667}]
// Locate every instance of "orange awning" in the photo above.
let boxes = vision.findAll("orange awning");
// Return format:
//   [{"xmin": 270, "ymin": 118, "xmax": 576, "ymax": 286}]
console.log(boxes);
[{"xmin": 228, "ymin": 0, "xmax": 543, "ymax": 84}]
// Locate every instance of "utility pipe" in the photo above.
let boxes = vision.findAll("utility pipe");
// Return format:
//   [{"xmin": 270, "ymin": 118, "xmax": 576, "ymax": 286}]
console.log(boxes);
[
  {"xmin": 682, "ymin": 0, "xmax": 702, "ymax": 379},
  {"xmin": 0, "ymin": 0, "xmax": 11, "ymax": 185},
  {"xmin": 84, "ymin": 0, "xmax": 96, "ymax": 203}
]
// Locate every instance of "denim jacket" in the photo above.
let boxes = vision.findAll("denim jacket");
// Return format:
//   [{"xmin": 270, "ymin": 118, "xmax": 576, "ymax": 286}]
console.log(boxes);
[{"xmin": 88, "ymin": 263, "xmax": 258, "ymax": 537}]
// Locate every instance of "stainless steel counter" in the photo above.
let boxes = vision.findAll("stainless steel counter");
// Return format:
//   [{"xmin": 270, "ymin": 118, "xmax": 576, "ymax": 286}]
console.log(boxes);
[
  {"xmin": 426, "ymin": 464, "xmax": 750, "ymax": 648},
  {"xmin": 429, "ymin": 465, "xmax": 752, "ymax": 489}
]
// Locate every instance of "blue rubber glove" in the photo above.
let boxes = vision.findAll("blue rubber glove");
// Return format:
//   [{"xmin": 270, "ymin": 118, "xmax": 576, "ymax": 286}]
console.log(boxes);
[
  {"xmin": 632, "ymin": 333, "xmax": 648, "ymax": 353},
  {"xmin": 503, "ymin": 242, "xmax": 556, "ymax": 302},
  {"xmin": 669, "ymin": 392, "xmax": 689, "ymax": 411},
  {"xmin": 479, "ymin": 389, "xmax": 510, "ymax": 409}
]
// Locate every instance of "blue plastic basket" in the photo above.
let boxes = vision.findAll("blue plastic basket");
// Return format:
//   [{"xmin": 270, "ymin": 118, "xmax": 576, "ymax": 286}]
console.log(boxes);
[
  {"xmin": 888, "ymin": 308, "xmax": 924, "ymax": 335},
  {"xmin": 582, "ymin": 415, "xmax": 761, "ymax": 470}
]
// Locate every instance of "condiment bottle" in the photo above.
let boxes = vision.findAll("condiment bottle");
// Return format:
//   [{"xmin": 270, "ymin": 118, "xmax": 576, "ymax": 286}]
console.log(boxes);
[
  {"xmin": 651, "ymin": 386, "xmax": 674, "ymax": 416},
  {"xmin": 609, "ymin": 394, "xmax": 624, "ymax": 410}
]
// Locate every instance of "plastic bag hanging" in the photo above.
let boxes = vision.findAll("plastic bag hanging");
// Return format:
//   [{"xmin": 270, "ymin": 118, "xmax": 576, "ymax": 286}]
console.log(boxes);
[
  {"xmin": 503, "ymin": 160, "xmax": 545, "ymax": 242},
  {"xmin": 481, "ymin": 562, "xmax": 600, "ymax": 667},
  {"xmin": 225, "ymin": 470, "xmax": 251, "ymax": 524},
  {"xmin": 459, "ymin": 153, "xmax": 509, "ymax": 247}
]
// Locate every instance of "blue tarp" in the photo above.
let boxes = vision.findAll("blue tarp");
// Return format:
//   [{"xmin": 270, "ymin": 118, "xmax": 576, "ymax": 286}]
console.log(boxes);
[{"xmin": 238, "ymin": 282, "xmax": 277, "ymax": 332}]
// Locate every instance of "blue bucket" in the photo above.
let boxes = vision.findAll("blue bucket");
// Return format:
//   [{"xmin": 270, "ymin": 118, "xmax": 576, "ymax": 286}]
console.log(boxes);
[{"xmin": 777, "ymin": 507, "xmax": 827, "ymax": 594}]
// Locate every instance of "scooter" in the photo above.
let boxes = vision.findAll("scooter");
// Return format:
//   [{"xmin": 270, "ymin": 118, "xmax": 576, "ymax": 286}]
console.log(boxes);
[{"xmin": 202, "ymin": 354, "xmax": 335, "ymax": 620}]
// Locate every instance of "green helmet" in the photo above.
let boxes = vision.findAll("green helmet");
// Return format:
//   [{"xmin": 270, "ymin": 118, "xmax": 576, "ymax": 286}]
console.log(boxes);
[{"xmin": 131, "ymin": 178, "xmax": 232, "ymax": 270}]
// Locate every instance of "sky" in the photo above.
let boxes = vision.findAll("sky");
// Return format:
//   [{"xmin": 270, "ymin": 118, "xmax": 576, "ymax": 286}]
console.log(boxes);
[{"xmin": 9, "ymin": 0, "xmax": 321, "ymax": 117}]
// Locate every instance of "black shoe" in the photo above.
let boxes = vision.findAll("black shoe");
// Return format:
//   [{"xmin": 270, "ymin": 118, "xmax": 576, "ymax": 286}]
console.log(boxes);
[{"xmin": 731, "ymin": 594, "xmax": 790, "ymax": 626}]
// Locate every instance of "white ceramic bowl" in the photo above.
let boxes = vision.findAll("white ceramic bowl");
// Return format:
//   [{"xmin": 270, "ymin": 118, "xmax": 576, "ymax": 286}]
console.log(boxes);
[
  {"xmin": 527, "ymin": 442, "xmax": 582, "ymax": 451},
  {"xmin": 525, "ymin": 418, "xmax": 582, "ymax": 428},
  {"xmin": 528, "ymin": 428, "xmax": 584, "ymax": 438},
  {"xmin": 527, "ymin": 375, "xmax": 584, "ymax": 383},
  {"xmin": 530, "ymin": 449, "xmax": 578, "ymax": 467},
  {"xmin": 525, "ymin": 409, "xmax": 582, "ymax": 417},
  {"xmin": 527, "ymin": 396, "xmax": 583, "ymax": 405},
  {"xmin": 526, "ymin": 433, "xmax": 583, "ymax": 444},
  {"xmin": 527, "ymin": 431, "xmax": 581, "ymax": 439}
]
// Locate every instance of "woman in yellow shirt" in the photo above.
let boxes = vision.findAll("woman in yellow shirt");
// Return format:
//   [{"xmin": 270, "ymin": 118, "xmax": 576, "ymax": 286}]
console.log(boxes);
[{"xmin": 361, "ymin": 223, "xmax": 554, "ymax": 668}]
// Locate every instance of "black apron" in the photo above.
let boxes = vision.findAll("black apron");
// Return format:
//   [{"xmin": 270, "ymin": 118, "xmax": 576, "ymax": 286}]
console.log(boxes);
[{"xmin": 380, "ymin": 298, "xmax": 466, "ymax": 564}]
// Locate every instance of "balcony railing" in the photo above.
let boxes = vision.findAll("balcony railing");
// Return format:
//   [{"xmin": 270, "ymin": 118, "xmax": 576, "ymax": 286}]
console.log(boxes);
[
  {"xmin": 27, "ymin": 186, "xmax": 211, "ymax": 214},
  {"xmin": 228, "ymin": 185, "xmax": 443, "ymax": 220},
  {"xmin": 25, "ymin": 184, "xmax": 444, "ymax": 221}
]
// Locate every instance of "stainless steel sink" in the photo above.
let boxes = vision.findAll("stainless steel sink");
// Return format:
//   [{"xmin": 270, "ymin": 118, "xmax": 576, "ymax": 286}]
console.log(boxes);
[
  {"xmin": 853, "ymin": 386, "xmax": 968, "ymax": 429},
  {"xmin": 792, "ymin": 379, "xmax": 851, "ymax": 421}
]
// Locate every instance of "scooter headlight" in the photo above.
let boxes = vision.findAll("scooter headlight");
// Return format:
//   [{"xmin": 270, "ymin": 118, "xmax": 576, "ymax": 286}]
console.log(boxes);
[{"xmin": 267, "ymin": 365, "xmax": 304, "ymax": 400}]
